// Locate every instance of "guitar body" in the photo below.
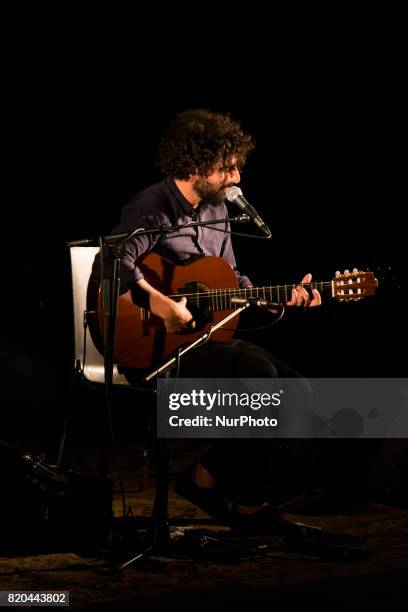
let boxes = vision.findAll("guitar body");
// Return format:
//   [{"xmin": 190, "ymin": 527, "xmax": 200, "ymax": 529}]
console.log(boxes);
[{"xmin": 87, "ymin": 252, "xmax": 239, "ymax": 369}]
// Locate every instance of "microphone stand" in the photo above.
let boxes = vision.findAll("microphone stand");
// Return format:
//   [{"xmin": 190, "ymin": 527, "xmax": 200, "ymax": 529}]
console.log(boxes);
[{"xmin": 65, "ymin": 214, "xmax": 252, "ymax": 248}]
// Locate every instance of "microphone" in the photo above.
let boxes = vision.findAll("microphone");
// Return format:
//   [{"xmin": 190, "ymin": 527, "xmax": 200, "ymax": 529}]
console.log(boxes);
[
  {"xmin": 230, "ymin": 296, "xmax": 281, "ymax": 314},
  {"xmin": 226, "ymin": 186, "xmax": 271, "ymax": 238}
]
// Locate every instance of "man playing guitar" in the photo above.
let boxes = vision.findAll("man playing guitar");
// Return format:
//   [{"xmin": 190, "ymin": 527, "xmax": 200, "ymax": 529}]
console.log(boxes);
[{"xmin": 91, "ymin": 109, "xmax": 332, "ymax": 534}]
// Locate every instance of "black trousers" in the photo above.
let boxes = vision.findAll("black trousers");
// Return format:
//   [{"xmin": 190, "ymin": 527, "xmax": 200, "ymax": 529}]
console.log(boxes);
[
  {"xmin": 176, "ymin": 338, "xmax": 313, "ymax": 505},
  {"xmin": 126, "ymin": 338, "xmax": 384, "ymax": 507}
]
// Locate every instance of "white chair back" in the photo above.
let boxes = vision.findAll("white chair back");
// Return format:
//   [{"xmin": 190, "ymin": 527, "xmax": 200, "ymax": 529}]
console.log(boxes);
[{"xmin": 69, "ymin": 246, "xmax": 130, "ymax": 385}]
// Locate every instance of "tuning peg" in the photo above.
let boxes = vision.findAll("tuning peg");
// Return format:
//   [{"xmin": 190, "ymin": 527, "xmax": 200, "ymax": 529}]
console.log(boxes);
[
  {"xmin": 335, "ymin": 271, "xmax": 341, "ymax": 277},
  {"xmin": 344, "ymin": 269, "xmax": 349, "ymax": 275},
  {"xmin": 352, "ymin": 268, "xmax": 358, "ymax": 273}
]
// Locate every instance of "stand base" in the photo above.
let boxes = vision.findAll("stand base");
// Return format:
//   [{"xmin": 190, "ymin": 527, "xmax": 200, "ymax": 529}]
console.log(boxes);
[{"xmin": 106, "ymin": 514, "xmax": 372, "ymax": 570}]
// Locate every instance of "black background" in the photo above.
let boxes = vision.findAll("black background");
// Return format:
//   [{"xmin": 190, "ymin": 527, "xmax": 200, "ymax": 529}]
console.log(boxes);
[{"xmin": 1, "ymin": 24, "xmax": 406, "ymax": 452}]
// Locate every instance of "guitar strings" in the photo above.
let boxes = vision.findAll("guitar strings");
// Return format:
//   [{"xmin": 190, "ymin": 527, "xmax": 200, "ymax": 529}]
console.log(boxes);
[{"xmin": 166, "ymin": 281, "xmax": 333, "ymax": 300}]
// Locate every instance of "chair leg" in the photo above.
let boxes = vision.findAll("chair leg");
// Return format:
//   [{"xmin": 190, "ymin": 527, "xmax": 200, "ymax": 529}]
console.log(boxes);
[
  {"xmin": 140, "ymin": 417, "xmax": 154, "ymax": 491},
  {"xmin": 56, "ymin": 361, "xmax": 88, "ymax": 466},
  {"xmin": 56, "ymin": 415, "xmax": 70, "ymax": 467}
]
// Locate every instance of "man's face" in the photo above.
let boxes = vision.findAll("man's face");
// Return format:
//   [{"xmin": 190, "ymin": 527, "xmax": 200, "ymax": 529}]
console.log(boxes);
[{"xmin": 193, "ymin": 158, "xmax": 241, "ymax": 206}]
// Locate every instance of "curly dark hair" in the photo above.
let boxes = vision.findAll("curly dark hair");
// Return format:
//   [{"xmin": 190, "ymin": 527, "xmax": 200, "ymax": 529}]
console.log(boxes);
[{"xmin": 158, "ymin": 109, "xmax": 255, "ymax": 179}]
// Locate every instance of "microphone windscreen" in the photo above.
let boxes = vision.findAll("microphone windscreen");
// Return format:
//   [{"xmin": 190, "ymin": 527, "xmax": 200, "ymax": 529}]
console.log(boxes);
[{"xmin": 225, "ymin": 186, "xmax": 243, "ymax": 202}]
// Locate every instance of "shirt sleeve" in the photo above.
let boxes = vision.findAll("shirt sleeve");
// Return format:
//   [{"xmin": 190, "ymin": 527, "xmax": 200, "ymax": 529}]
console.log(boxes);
[
  {"xmin": 93, "ymin": 199, "xmax": 166, "ymax": 294},
  {"xmin": 117, "ymin": 204, "xmax": 163, "ymax": 289}
]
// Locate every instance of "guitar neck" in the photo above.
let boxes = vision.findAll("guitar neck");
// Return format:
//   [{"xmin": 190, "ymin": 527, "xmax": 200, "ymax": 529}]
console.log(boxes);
[{"xmin": 171, "ymin": 281, "xmax": 333, "ymax": 311}]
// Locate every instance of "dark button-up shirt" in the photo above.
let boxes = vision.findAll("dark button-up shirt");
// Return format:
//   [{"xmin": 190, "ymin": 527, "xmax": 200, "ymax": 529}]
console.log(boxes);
[{"xmin": 102, "ymin": 177, "xmax": 251, "ymax": 291}]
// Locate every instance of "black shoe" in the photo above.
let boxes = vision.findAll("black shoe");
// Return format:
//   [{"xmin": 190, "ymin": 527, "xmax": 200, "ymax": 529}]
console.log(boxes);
[
  {"xmin": 229, "ymin": 504, "xmax": 358, "ymax": 543},
  {"xmin": 228, "ymin": 504, "xmax": 288, "ymax": 536},
  {"xmin": 174, "ymin": 465, "xmax": 230, "ymax": 521}
]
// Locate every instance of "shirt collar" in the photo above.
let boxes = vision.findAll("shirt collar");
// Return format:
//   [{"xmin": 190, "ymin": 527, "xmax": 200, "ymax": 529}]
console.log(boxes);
[{"xmin": 165, "ymin": 176, "xmax": 208, "ymax": 215}]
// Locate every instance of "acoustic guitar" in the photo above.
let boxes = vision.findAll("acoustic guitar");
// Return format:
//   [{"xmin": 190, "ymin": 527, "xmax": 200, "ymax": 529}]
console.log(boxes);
[{"xmin": 87, "ymin": 252, "xmax": 378, "ymax": 369}]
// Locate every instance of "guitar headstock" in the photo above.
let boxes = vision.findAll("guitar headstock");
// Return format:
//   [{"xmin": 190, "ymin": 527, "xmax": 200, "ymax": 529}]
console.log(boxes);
[{"xmin": 332, "ymin": 268, "xmax": 378, "ymax": 302}]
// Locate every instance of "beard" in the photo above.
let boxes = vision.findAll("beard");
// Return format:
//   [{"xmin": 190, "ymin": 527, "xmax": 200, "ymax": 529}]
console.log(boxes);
[{"xmin": 193, "ymin": 177, "xmax": 226, "ymax": 206}]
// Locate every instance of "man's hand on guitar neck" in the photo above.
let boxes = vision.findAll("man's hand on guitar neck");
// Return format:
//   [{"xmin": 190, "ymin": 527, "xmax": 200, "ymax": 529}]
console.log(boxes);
[
  {"xmin": 136, "ymin": 279, "xmax": 195, "ymax": 333},
  {"xmin": 286, "ymin": 273, "xmax": 322, "ymax": 307}
]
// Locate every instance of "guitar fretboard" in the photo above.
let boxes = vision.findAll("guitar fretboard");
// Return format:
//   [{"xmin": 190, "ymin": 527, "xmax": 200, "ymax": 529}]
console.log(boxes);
[{"xmin": 168, "ymin": 282, "xmax": 332, "ymax": 311}]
